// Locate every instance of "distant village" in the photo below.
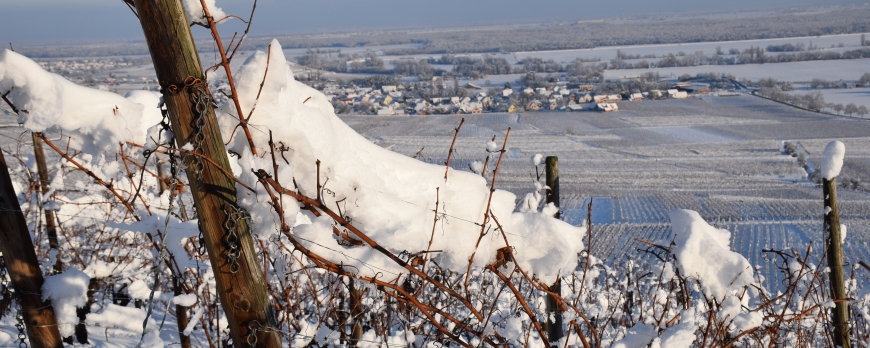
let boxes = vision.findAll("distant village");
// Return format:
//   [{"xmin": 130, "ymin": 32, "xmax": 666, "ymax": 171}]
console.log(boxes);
[
  {"xmin": 27, "ymin": 57, "xmax": 735, "ymax": 116},
  {"xmin": 315, "ymin": 78, "xmax": 711, "ymax": 116}
]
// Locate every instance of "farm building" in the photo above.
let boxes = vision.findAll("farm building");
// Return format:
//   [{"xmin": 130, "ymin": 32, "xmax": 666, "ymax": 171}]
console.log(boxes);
[{"xmin": 596, "ymin": 103, "xmax": 619, "ymax": 112}]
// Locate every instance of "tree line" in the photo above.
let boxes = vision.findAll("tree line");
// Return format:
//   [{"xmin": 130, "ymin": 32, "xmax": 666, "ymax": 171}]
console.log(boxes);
[{"xmin": 254, "ymin": 8, "xmax": 870, "ymax": 55}]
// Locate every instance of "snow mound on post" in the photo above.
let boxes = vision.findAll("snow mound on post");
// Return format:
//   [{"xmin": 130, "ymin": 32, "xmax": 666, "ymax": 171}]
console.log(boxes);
[
  {"xmin": 226, "ymin": 40, "xmax": 585, "ymax": 283},
  {"xmin": 821, "ymin": 140, "xmax": 845, "ymax": 180},
  {"xmin": 42, "ymin": 268, "xmax": 90, "ymax": 337},
  {"xmin": 668, "ymin": 209, "xmax": 754, "ymax": 300},
  {"xmin": 0, "ymin": 49, "xmax": 162, "ymax": 154}
]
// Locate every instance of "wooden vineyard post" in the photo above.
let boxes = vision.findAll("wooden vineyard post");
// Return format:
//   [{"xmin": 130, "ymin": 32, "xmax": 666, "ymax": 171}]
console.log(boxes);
[
  {"xmin": 132, "ymin": 0, "xmax": 281, "ymax": 346},
  {"xmin": 349, "ymin": 278, "xmax": 364, "ymax": 345},
  {"xmin": 544, "ymin": 156, "xmax": 563, "ymax": 345},
  {"xmin": 174, "ymin": 277, "xmax": 192, "ymax": 348},
  {"xmin": 31, "ymin": 132, "xmax": 62, "ymax": 274},
  {"xmin": 0, "ymin": 148, "xmax": 64, "ymax": 347},
  {"xmin": 823, "ymin": 176, "xmax": 850, "ymax": 347}
]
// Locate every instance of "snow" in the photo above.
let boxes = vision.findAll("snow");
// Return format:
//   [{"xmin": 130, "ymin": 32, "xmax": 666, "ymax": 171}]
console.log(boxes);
[
  {"xmin": 654, "ymin": 307, "xmax": 698, "ymax": 348},
  {"xmin": 668, "ymin": 209, "xmax": 754, "ymax": 300},
  {"xmin": 733, "ymin": 311, "xmax": 764, "ymax": 332},
  {"xmin": 183, "ymin": 306, "xmax": 205, "ymax": 336},
  {"xmin": 612, "ymin": 323, "xmax": 656, "ymax": 348},
  {"xmin": 841, "ymin": 224, "xmax": 848, "ymax": 244},
  {"xmin": 107, "ymin": 215, "xmax": 200, "ymax": 274},
  {"xmin": 470, "ymin": 160, "xmax": 484, "ymax": 173},
  {"xmin": 647, "ymin": 126, "xmax": 735, "ymax": 144},
  {"xmin": 184, "ymin": 0, "xmax": 226, "ymax": 23},
  {"xmin": 223, "ymin": 40, "xmax": 585, "ymax": 283},
  {"xmin": 605, "ymin": 58, "xmax": 870, "ymax": 82},
  {"xmin": 486, "ymin": 140, "xmax": 498, "ymax": 152},
  {"xmin": 9, "ymin": 31, "xmax": 869, "ymax": 345},
  {"xmin": 86, "ymin": 304, "xmax": 158, "ymax": 334},
  {"xmin": 531, "ymin": 153, "xmax": 543, "ymax": 166},
  {"xmin": 42, "ymin": 268, "xmax": 90, "ymax": 337},
  {"xmin": 172, "ymin": 294, "xmax": 198, "ymax": 307},
  {"xmin": 0, "ymin": 49, "xmax": 162, "ymax": 155},
  {"xmin": 821, "ymin": 140, "xmax": 845, "ymax": 180}
]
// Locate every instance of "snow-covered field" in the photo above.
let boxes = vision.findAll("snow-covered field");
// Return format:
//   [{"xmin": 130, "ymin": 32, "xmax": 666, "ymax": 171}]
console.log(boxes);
[
  {"xmin": 604, "ymin": 58, "xmax": 870, "ymax": 82},
  {"xmin": 4, "ymin": 40, "xmax": 870, "ymax": 345},
  {"xmin": 372, "ymin": 33, "xmax": 868, "ymax": 68},
  {"xmin": 342, "ymin": 96, "xmax": 870, "ymax": 293},
  {"xmin": 787, "ymin": 87, "xmax": 870, "ymax": 108}
]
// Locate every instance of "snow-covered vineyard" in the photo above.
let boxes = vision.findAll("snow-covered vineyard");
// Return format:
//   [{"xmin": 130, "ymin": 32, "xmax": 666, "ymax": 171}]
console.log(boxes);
[
  {"xmin": 346, "ymin": 98, "xmax": 870, "ymax": 292},
  {"xmin": 3, "ymin": 12, "xmax": 870, "ymax": 348}
]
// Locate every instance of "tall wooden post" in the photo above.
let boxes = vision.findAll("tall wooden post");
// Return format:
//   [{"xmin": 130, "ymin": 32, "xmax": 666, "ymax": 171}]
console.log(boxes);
[
  {"xmin": 544, "ymin": 156, "xmax": 563, "ymax": 345},
  {"xmin": 173, "ymin": 277, "xmax": 192, "ymax": 348},
  {"xmin": 132, "ymin": 0, "xmax": 280, "ymax": 346},
  {"xmin": 31, "ymin": 133, "xmax": 62, "ymax": 274},
  {"xmin": 0, "ymin": 148, "xmax": 63, "ymax": 347},
  {"xmin": 824, "ymin": 177, "xmax": 850, "ymax": 347},
  {"xmin": 349, "ymin": 278, "xmax": 364, "ymax": 346}
]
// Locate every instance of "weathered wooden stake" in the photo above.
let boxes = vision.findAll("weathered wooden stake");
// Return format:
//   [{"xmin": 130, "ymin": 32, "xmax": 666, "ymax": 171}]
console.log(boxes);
[
  {"xmin": 174, "ymin": 277, "xmax": 192, "ymax": 348},
  {"xmin": 0, "ymin": 148, "xmax": 63, "ymax": 347},
  {"xmin": 31, "ymin": 132, "xmax": 62, "ymax": 274},
  {"xmin": 544, "ymin": 156, "xmax": 563, "ymax": 345},
  {"xmin": 824, "ymin": 176, "xmax": 850, "ymax": 347},
  {"xmin": 349, "ymin": 278, "xmax": 364, "ymax": 345},
  {"xmin": 132, "ymin": 0, "xmax": 280, "ymax": 346}
]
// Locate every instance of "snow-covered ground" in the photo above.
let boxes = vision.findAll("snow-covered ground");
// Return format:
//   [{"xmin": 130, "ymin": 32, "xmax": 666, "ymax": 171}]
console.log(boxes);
[
  {"xmin": 342, "ymin": 95, "xmax": 870, "ymax": 293},
  {"xmin": 368, "ymin": 33, "xmax": 868, "ymax": 67},
  {"xmin": 604, "ymin": 58, "xmax": 870, "ymax": 82},
  {"xmin": 787, "ymin": 87, "xmax": 870, "ymax": 108},
  {"xmin": 3, "ymin": 41, "xmax": 870, "ymax": 346}
]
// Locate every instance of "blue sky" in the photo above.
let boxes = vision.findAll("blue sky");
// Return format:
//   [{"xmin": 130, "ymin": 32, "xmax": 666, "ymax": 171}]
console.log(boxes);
[{"xmin": 0, "ymin": 0, "xmax": 864, "ymax": 44}]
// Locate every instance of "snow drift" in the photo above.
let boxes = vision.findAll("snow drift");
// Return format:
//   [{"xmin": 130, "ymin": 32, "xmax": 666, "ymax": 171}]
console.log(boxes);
[{"xmin": 0, "ymin": 41, "xmax": 585, "ymax": 284}]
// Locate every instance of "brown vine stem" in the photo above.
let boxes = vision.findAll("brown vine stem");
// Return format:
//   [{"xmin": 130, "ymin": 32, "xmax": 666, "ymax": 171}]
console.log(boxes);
[
  {"xmin": 259, "ymin": 172, "xmax": 486, "ymax": 346},
  {"xmin": 36, "ymin": 133, "xmax": 138, "ymax": 220},
  {"xmin": 197, "ymin": 0, "xmax": 258, "ymax": 156},
  {"xmin": 444, "ymin": 117, "xmax": 464, "ymax": 180},
  {"xmin": 118, "ymin": 143, "xmax": 152, "ymax": 216},
  {"xmin": 464, "ymin": 127, "xmax": 511, "ymax": 296},
  {"xmin": 488, "ymin": 264, "xmax": 550, "ymax": 343},
  {"xmin": 489, "ymin": 213, "xmax": 599, "ymax": 347},
  {"xmin": 255, "ymin": 170, "xmax": 485, "ymax": 321},
  {"xmin": 124, "ymin": 142, "xmax": 256, "ymax": 193},
  {"xmin": 227, "ymin": 43, "xmax": 272, "ymax": 144},
  {"xmin": 423, "ymin": 187, "xmax": 440, "ymax": 268},
  {"xmin": 481, "ymin": 135, "xmax": 496, "ymax": 178},
  {"xmin": 246, "ymin": 44, "xmax": 271, "ymax": 123},
  {"xmin": 578, "ymin": 199, "xmax": 593, "ymax": 296},
  {"xmin": 226, "ymin": 0, "xmax": 257, "ymax": 62}
]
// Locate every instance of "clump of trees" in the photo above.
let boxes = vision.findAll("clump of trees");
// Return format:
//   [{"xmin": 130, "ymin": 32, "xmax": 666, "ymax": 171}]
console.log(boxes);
[
  {"xmin": 757, "ymin": 79, "xmax": 826, "ymax": 111},
  {"xmin": 296, "ymin": 50, "xmax": 387, "ymax": 73},
  {"xmin": 567, "ymin": 60, "xmax": 606, "ymax": 83},
  {"xmin": 766, "ymin": 43, "xmax": 805, "ymax": 52},
  {"xmin": 392, "ymin": 59, "xmax": 437, "ymax": 79},
  {"xmin": 447, "ymin": 55, "xmax": 514, "ymax": 78},
  {"xmin": 757, "ymin": 79, "xmax": 869, "ymax": 117}
]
